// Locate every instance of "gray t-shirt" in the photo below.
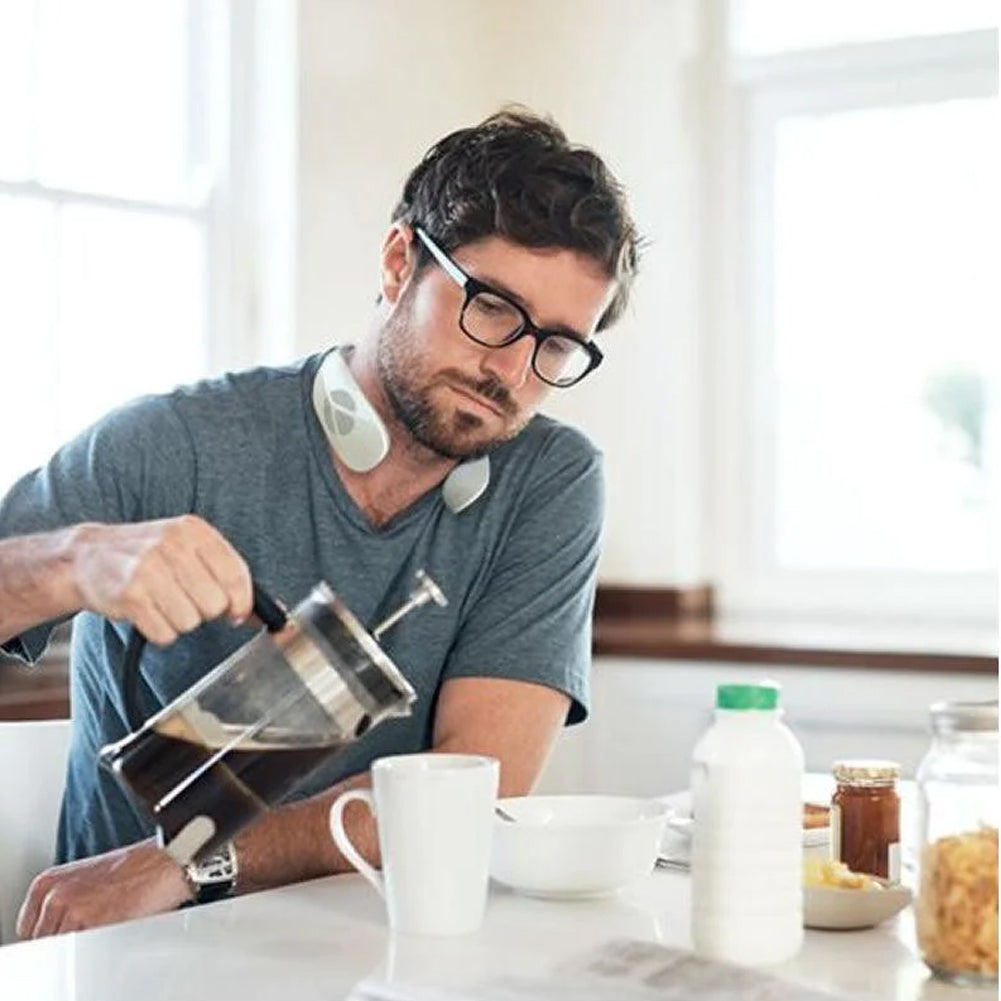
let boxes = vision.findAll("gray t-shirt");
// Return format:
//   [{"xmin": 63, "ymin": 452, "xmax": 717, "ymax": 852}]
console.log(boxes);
[{"xmin": 0, "ymin": 351, "xmax": 603, "ymax": 861}]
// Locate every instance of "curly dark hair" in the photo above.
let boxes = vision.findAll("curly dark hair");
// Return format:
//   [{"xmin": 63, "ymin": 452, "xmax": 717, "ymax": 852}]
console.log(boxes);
[{"xmin": 392, "ymin": 107, "xmax": 641, "ymax": 331}]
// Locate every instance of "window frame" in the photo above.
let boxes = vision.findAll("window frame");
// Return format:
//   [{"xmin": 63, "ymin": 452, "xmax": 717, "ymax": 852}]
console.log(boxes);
[
  {"xmin": 0, "ymin": 1, "xmax": 296, "ymax": 495},
  {"xmin": 710, "ymin": 28, "xmax": 999, "ymax": 625},
  {"xmin": 0, "ymin": 0, "xmax": 228, "ymax": 349},
  {"xmin": 0, "ymin": 2, "xmax": 276, "ymax": 370}
]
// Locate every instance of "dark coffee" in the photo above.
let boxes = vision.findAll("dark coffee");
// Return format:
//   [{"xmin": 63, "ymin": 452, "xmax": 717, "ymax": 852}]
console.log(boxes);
[{"xmin": 111, "ymin": 721, "xmax": 340, "ymax": 863}]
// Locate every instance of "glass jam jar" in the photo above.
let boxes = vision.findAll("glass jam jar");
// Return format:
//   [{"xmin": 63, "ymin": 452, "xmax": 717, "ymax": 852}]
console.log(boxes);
[
  {"xmin": 830, "ymin": 759, "xmax": 901, "ymax": 880},
  {"xmin": 916, "ymin": 700, "xmax": 998, "ymax": 986}
]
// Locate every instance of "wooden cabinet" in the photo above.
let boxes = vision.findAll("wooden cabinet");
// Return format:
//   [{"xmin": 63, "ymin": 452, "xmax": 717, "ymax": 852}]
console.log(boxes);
[{"xmin": 0, "ymin": 635, "xmax": 70, "ymax": 721}]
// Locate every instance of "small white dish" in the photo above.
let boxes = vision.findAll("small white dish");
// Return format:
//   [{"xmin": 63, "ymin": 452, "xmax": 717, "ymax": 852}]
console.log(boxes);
[
  {"xmin": 659, "ymin": 805, "xmax": 831, "ymax": 865},
  {"xmin": 803, "ymin": 880, "xmax": 913, "ymax": 930},
  {"xmin": 490, "ymin": 795, "xmax": 670, "ymax": 900}
]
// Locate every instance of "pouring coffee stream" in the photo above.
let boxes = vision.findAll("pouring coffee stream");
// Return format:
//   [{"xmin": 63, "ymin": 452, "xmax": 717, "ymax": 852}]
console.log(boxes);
[{"xmin": 102, "ymin": 571, "xmax": 447, "ymax": 866}]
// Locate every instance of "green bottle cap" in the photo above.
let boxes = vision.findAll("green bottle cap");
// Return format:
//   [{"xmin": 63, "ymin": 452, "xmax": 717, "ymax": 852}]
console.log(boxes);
[{"xmin": 716, "ymin": 683, "xmax": 780, "ymax": 710}]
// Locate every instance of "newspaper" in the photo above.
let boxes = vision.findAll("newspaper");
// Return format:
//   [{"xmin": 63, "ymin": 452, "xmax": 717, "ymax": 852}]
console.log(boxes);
[{"xmin": 348, "ymin": 938, "xmax": 856, "ymax": 1001}]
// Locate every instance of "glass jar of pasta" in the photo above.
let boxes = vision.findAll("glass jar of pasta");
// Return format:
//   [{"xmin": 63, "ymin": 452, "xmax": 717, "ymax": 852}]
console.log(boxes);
[{"xmin": 915, "ymin": 700, "xmax": 998, "ymax": 985}]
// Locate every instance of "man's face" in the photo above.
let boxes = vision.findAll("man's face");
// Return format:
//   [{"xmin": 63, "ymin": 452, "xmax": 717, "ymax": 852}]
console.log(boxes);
[{"xmin": 377, "ymin": 234, "xmax": 617, "ymax": 460}]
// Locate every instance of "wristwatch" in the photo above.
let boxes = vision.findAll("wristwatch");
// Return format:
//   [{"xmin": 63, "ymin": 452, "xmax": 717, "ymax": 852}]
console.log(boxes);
[{"xmin": 184, "ymin": 843, "xmax": 239, "ymax": 904}]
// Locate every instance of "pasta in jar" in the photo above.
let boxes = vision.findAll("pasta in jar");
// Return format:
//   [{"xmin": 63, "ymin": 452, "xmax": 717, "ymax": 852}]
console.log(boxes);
[
  {"xmin": 916, "ymin": 827, "xmax": 998, "ymax": 979},
  {"xmin": 916, "ymin": 701, "xmax": 998, "ymax": 986}
]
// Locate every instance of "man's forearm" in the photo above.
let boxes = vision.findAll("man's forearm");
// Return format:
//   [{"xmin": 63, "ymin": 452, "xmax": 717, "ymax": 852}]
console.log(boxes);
[
  {"xmin": 228, "ymin": 680, "xmax": 568, "ymax": 896},
  {"xmin": 227, "ymin": 682, "xmax": 561, "ymax": 897},
  {"xmin": 232, "ymin": 770, "xmax": 378, "ymax": 894},
  {"xmin": 0, "ymin": 526, "xmax": 85, "ymax": 645}
]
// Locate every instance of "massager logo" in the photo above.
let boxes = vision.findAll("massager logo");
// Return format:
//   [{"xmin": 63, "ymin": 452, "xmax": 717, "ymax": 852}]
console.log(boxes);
[{"xmin": 324, "ymin": 389, "xmax": 357, "ymax": 436}]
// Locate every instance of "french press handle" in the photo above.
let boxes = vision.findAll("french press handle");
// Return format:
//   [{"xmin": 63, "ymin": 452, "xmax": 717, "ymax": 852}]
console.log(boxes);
[{"xmin": 121, "ymin": 582, "xmax": 288, "ymax": 732}]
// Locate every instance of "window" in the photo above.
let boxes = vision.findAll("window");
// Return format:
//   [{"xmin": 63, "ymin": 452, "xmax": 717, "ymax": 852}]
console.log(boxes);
[
  {"xmin": 730, "ymin": 0, "xmax": 998, "ymax": 54},
  {"xmin": 771, "ymin": 97, "xmax": 996, "ymax": 577},
  {"xmin": 713, "ymin": 18, "xmax": 999, "ymax": 623},
  {"xmin": 0, "ymin": 0, "xmax": 228, "ymax": 495}
]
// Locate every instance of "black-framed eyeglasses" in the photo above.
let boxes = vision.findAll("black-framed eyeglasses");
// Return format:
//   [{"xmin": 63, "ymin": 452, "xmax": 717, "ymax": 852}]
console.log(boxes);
[{"xmin": 414, "ymin": 226, "xmax": 603, "ymax": 388}]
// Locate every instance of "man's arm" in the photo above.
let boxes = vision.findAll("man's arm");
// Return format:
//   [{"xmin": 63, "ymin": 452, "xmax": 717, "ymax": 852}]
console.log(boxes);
[
  {"xmin": 0, "ymin": 527, "xmax": 84, "ymax": 645},
  {"xmin": 0, "ymin": 517, "xmax": 254, "ymax": 649},
  {"xmin": 16, "ymin": 675, "xmax": 569, "ymax": 937},
  {"xmin": 234, "ymin": 674, "xmax": 568, "ymax": 892}
]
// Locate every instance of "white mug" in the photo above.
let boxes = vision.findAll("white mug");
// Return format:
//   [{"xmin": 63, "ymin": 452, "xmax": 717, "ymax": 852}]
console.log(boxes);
[{"xmin": 329, "ymin": 753, "xmax": 499, "ymax": 935}]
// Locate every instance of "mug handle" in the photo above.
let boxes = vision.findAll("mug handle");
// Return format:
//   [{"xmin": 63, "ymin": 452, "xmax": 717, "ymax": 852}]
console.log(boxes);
[{"xmin": 329, "ymin": 789, "xmax": 384, "ymax": 898}]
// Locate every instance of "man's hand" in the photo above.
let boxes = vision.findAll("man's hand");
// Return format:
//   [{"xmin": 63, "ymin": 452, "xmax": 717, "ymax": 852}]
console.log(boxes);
[
  {"xmin": 16, "ymin": 839, "xmax": 192, "ymax": 939},
  {"xmin": 70, "ymin": 515, "xmax": 253, "ymax": 645}
]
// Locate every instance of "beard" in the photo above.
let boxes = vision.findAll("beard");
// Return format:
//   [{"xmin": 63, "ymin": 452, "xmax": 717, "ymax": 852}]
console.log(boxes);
[{"xmin": 376, "ymin": 295, "xmax": 528, "ymax": 460}]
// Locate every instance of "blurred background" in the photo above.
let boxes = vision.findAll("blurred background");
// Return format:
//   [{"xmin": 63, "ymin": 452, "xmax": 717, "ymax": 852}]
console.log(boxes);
[{"xmin": 0, "ymin": 1, "xmax": 997, "ymax": 788}]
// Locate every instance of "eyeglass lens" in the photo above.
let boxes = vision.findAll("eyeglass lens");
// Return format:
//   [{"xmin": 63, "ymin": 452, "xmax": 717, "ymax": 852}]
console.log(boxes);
[{"xmin": 463, "ymin": 291, "xmax": 591, "ymax": 386}]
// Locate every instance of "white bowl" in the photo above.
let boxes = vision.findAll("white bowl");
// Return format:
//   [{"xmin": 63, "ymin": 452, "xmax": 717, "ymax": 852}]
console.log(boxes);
[
  {"xmin": 803, "ymin": 879, "xmax": 912, "ymax": 930},
  {"xmin": 490, "ymin": 795, "xmax": 670, "ymax": 900}
]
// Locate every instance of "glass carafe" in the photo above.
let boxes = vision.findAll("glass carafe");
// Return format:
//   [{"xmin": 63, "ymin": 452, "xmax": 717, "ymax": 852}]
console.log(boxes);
[{"xmin": 100, "ymin": 576, "xmax": 443, "ymax": 865}]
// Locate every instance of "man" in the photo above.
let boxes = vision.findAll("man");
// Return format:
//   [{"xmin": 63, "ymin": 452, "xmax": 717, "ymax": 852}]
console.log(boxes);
[{"xmin": 0, "ymin": 108, "xmax": 639, "ymax": 937}]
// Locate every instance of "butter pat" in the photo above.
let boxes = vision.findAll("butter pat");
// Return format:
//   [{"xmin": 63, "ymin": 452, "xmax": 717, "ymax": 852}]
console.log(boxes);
[{"xmin": 803, "ymin": 856, "xmax": 882, "ymax": 891}]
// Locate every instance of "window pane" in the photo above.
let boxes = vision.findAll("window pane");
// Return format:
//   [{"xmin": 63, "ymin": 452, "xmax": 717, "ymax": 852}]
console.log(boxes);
[
  {"xmin": 55, "ymin": 205, "xmax": 208, "ymax": 440},
  {"xmin": 0, "ymin": 0, "xmax": 37, "ymax": 180},
  {"xmin": 772, "ymin": 97, "xmax": 999, "ymax": 573},
  {"xmin": 732, "ymin": 0, "xmax": 999, "ymax": 55},
  {"xmin": 35, "ymin": 0, "xmax": 193, "ymax": 202},
  {"xmin": 0, "ymin": 201, "xmax": 207, "ymax": 494},
  {"xmin": 0, "ymin": 195, "xmax": 59, "ymax": 492}
]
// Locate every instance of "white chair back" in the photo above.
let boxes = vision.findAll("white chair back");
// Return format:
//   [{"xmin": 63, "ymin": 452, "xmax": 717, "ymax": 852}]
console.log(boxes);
[{"xmin": 0, "ymin": 719, "xmax": 72, "ymax": 945}]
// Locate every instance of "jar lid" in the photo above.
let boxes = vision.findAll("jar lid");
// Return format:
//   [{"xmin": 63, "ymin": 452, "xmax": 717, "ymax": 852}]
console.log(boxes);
[
  {"xmin": 716, "ymin": 683, "xmax": 780, "ymax": 710},
  {"xmin": 832, "ymin": 759, "xmax": 901, "ymax": 783},
  {"xmin": 930, "ymin": 700, "xmax": 998, "ymax": 734}
]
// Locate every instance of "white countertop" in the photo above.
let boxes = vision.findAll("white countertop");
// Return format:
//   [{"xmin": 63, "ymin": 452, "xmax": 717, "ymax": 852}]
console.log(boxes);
[{"xmin": 0, "ymin": 865, "xmax": 992, "ymax": 1001}]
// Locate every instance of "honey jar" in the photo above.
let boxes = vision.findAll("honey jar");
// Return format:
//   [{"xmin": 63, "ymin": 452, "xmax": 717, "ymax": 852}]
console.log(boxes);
[{"xmin": 830, "ymin": 759, "xmax": 901, "ymax": 881}]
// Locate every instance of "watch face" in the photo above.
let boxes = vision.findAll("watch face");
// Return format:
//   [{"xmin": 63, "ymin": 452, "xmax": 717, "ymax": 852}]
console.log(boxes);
[
  {"xmin": 197, "ymin": 854, "xmax": 235, "ymax": 884},
  {"xmin": 188, "ymin": 846, "xmax": 237, "ymax": 902}
]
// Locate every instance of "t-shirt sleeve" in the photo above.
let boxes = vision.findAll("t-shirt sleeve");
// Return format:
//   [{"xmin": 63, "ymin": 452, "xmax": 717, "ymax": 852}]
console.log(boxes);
[
  {"xmin": 443, "ymin": 432, "xmax": 604, "ymax": 725},
  {"xmin": 0, "ymin": 394, "xmax": 197, "ymax": 663}
]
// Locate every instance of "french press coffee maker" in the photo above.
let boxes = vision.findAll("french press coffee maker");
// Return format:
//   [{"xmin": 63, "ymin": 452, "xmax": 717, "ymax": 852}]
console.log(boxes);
[{"xmin": 99, "ymin": 572, "xmax": 445, "ymax": 865}]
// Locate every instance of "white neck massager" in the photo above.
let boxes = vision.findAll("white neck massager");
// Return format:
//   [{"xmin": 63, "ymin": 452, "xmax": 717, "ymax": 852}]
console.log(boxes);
[{"xmin": 312, "ymin": 349, "xmax": 490, "ymax": 514}]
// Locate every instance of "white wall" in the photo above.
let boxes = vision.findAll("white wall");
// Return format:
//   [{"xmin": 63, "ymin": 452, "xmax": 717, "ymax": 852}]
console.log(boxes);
[
  {"xmin": 295, "ymin": 0, "xmax": 709, "ymax": 588},
  {"xmin": 296, "ymin": 0, "xmax": 498, "ymax": 357},
  {"xmin": 536, "ymin": 657, "xmax": 1000, "ymax": 796}
]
